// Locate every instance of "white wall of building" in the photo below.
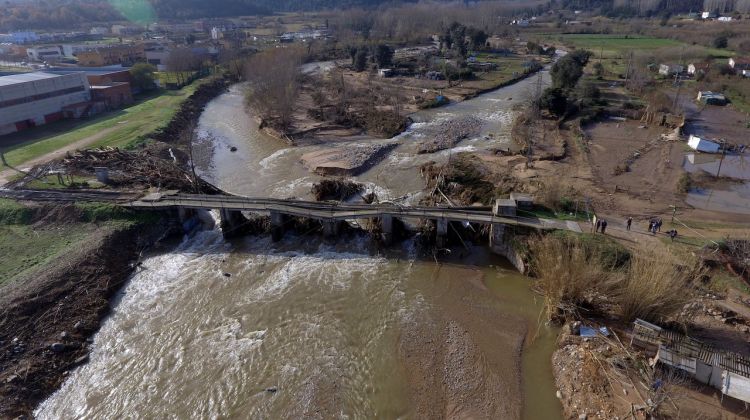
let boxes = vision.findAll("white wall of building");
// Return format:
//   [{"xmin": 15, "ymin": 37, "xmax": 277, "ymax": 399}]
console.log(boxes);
[{"xmin": 0, "ymin": 72, "xmax": 90, "ymax": 134}]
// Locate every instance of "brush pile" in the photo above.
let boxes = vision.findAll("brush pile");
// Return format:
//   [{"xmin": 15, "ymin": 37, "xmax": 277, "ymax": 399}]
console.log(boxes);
[
  {"xmin": 311, "ymin": 179, "xmax": 364, "ymax": 201},
  {"xmin": 62, "ymin": 148, "xmax": 220, "ymax": 193}
]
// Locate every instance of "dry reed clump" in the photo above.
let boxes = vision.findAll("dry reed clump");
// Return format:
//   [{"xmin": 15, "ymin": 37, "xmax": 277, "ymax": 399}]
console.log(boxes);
[
  {"xmin": 529, "ymin": 235, "xmax": 617, "ymax": 321},
  {"xmin": 616, "ymin": 247, "xmax": 704, "ymax": 324},
  {"xmin": 530, "ymin": 237, "xmax": 703, "ymax": 324}
]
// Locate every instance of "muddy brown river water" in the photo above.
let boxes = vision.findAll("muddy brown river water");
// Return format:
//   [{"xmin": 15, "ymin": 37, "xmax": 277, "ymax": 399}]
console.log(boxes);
[{"xmin": 36, "ymin": 69, "xmax": 563, "ymax": 419}]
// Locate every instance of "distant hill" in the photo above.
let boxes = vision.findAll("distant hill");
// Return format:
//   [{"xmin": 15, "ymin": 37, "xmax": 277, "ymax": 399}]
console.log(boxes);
[{"xmin": 0, "ymin": 0, "xmax": 423, "ymax": 31}]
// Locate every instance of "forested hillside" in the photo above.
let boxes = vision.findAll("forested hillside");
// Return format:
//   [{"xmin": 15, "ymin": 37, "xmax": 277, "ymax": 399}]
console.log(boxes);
[{"xmin": 0, "ymin": 0, "xmax": 419, "ymax": 31}]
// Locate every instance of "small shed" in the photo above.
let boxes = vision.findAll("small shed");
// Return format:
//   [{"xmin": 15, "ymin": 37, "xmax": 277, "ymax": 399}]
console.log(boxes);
[
  {"xmin": 688, "ymin": 135, "xmax": 721, "ymax": 153},
  {"xmin": 509, "ymin": 192, "xmax": 533, "ymax": 209}
]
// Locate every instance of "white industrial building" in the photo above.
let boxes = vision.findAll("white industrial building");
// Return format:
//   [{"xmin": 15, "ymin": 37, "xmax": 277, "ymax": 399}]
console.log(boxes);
[
  {"xmin": 0, "ymin": 72, "xmax": 91, "ymax": 135},
  {"xmin": 26, "ymin": 46, "xmax": 63, "ymax": 62}
]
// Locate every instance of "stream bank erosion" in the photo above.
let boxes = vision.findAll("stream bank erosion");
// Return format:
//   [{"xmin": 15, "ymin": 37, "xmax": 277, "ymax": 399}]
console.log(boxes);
[{"xmin": 0, "ymin": 204, "xmax": 177, "ymax": 418}]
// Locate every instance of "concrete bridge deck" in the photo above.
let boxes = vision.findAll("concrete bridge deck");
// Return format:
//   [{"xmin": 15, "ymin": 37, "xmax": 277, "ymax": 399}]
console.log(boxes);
[{"xmin": 0, "ymin": 189, "xmax": 583, "ymax": 233}]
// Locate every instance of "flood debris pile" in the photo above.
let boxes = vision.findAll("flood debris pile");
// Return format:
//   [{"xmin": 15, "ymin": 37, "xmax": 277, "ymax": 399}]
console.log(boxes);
[
  {"xmin": 420, "ymin": 152, "xmax": 519, "ymax": 205},
  {"xmin": 61, "ymin": 148, "xmax": 221, "ymax": 193},
  {"xmin": 311, "ymin": 179, "xmax": 364, "ymax": 201},
  {"xmin": 417, "ymin": 116, "xmax": 482, "ymax": 154}
]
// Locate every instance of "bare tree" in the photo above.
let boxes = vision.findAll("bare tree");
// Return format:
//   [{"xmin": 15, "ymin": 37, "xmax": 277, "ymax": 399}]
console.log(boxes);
[
  {"xmin": 243, "ymin": 47, "xmax": 303, "ymax": 133},
  {"xmin": 166, "ymin": 47, "xmax": 199, "ymax": 86}
]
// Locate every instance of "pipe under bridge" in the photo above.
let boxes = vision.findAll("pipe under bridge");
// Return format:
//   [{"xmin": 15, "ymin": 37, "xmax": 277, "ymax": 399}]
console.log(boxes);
[{"xmin": 0, "ymin": 189, "xmax": 583, "ymax": 248}]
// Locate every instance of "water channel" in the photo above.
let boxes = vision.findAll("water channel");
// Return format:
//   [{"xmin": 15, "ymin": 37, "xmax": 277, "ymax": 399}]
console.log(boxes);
[{"xmin": 37, "ymin": 69, "xmax": 563, "ymax": 419}]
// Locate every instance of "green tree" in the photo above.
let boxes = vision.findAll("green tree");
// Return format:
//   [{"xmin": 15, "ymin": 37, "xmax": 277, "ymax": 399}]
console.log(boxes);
[
  {"xmin": 354, "ymin": 48, "xmax": 368, "ymax": 72},
  {"xmin": 129, "ymin": 62, "xmax": 157, "ymax": 91},
  {"xmin": 540, "ymin": 87, "xmax": 567, "ymax": 116},
  {"xmin": 713, "ymin": 35, "xmax": 728, "ymax": 49},
  {"xmin": 568, "ymin": 49, "xmax": 593, "ymax": 66},
  {"xmin": 593, "ymin": 62, "xmax": 605, "ymax": 78},
  {"xmin": 467, "ymin": 28, "xmax": 488, "ymax": 50},
  {"xmin": 551, "ymin": 56, "xmax": 584, "ymax": 90},
  {"xmin": 373, "ymin": 44, "xmax": 394, "ymax": 68}
]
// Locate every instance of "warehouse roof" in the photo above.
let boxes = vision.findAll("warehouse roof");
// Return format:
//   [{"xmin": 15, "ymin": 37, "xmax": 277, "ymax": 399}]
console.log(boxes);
[{"xmin": 0, "ymin": 72, "xmax": 65, "ymax": 87}]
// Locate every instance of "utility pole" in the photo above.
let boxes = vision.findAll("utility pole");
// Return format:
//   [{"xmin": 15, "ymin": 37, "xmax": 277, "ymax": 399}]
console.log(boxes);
[
  {"xmin": 624, "ymin": 50, "xmax": 633, "ymax": 89},
  {"xmin": 672, "ymin": 73, "xmax": 682, "ymax": 112},
  {"xmin": 670, "ymin": 204, "xmax": 677, "ymax": 223},
  {"xmin": 716, "ymin": 139, "xmax": 727, "ymax": 177}
]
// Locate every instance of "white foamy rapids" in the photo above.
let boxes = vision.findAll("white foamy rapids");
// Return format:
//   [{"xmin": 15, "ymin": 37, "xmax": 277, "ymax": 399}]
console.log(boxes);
[
  {"xmin": 258, "ymin": 148, "xmax": 292, "ymax": 170},
  {"xmin": 35, "ymin": 230, "xmax": 232, "ymax": 419},
  {"xmin": 270, "ymin": 176, "xmax": 314, "ymax": 197}
]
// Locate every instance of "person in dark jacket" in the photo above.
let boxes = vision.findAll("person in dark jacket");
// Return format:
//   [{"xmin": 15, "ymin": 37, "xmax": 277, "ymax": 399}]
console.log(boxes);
[{"xmin": 601, "ymin": 219, "xmax": 608, "ymax": 234}]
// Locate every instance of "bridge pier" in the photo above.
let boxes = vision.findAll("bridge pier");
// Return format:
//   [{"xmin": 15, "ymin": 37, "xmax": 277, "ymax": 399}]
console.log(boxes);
[
  {"xmin": 380, "ymin": 215, "xmax": 393, "ymax": 245},
  {"xmin": 219, "ymin": 208, "xmax": 250, "ymax": 238},
  {"xmin": 270, "ymin": 211, "xmax": 285, "ymax": 242},
  {"xmin": 323, "ymin": 220, "xmax": 341, "ymax": 237},
  {"xmin": 436, "ymin": 218, "xmax": 448, "ymax": 248}
]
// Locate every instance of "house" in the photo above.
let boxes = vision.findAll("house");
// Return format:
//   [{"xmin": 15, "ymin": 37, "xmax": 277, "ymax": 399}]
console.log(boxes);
[
  {"xmin": 26, "ymin": 46, "xmax": 63, "ymax": 62},
  {"xmin": 75, "ymin": 44, "xmax": 145, "ymax": 66},
  {"xmin": 89, "ymin": 27, "xmax": 109, "ymax": 35},
  {"xmin": 688, "ymin": 135, "xmax": 722, "ymax": 153},
  {"xmin": 687, "ymin": 62, "xmax": 710, "ymax": 75},
  {"xmin": 511, "ymin": 19, "xmax": 530, "ymax": 27},
  {"xmin": 743, "ymin": 69, "xmax": 750, "ymax": 78},
  {"xmin": 0, "ymin": 32, "xmax": 39, "ymax": 44},
  {"xmin": 728, "ymin": 57, "xmax": 750, "ymax": 70},
  {"xmin": 697, "ymin": 91, "xmax": 727, "ymax": 105},
  {"xmin": 701, "ymin": 11, "xmax": 717, "ymax": 19},
  {"xmin": 659, "ymin": 63, "xmax": 684, "ymax": 76},
  {"xmin": 631, "ymin": 319, "xmax": 750, "ymax": 404},
  {"xmin": 718, "ymin": 16, "xmax": 733, "ymax": 22}
]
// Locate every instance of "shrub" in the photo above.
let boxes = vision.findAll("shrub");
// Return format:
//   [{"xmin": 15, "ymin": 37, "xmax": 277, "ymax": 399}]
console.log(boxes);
[
  {"xmin": 677, "ymin": 172, "xmax": 691, "ymax": 193},
  {"xmin": 0, "ymin": 199, "xmax": 33, "ymax": 225}
]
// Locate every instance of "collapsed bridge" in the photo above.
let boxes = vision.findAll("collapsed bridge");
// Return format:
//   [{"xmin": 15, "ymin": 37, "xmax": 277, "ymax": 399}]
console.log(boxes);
[{"xmin": 0, "ymin": 189, "xmax": 583, "ymax": 263}]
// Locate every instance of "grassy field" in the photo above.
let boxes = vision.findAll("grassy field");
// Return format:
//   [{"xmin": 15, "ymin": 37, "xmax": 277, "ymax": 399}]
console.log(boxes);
[
  {"xmin": 470, "ymin": 54, "xmax": 542, "ymax": 90},
  {"xmin": 0, "ymin": 199, "xmax": 158, "ymax": 286},
  {"xmin": 0, "ymin": 81, "xmax": 200, "ymax": 169}
]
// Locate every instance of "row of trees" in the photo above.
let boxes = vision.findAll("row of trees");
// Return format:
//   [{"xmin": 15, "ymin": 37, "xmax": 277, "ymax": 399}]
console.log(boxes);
[{"xmin": 541, "ymin": 50, "xmax": 594, "ymax": 116}]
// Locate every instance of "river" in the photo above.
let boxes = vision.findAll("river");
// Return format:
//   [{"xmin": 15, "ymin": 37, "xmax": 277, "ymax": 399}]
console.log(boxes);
[{"xmin": 36, "ymin": 69, "xmax": 562, "ymax": 419}]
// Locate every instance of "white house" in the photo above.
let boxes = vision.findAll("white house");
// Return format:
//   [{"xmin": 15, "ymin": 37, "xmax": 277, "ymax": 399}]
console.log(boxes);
[
  {"xmin": 688, "ymin": 62, "xmax": 710, "ymax": 75},
  {"xmin": 26, "ymin": 46, "xmax": 63, "ymax": 62},
  {"xmin": 688, "ymin": 135, "xmax": 721, "ymax": 153},
  {"xmin": 702, "ymin": 11, "xmax": 717, "ymax": 19},
  {"xmin": 729, "ymin": 57, "xmax": 750, "ymax": 70},
  {"xmin": 659, "ymin": 63, "xmax": 683, "ymax": 76},
  {"xmin": 718, "ymin": 16, "xmax": 733, "ymax": 22}
]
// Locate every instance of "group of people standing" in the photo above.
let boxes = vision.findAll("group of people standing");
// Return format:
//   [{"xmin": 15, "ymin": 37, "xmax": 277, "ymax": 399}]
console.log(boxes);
[{"xmin": 591, "ymin": 215, "xmax": 678, "ymax": 241}]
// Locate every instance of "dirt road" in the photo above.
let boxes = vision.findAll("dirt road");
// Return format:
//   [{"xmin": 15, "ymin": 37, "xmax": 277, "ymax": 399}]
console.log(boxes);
[{"xmin": 0, "ymin": 126, "xmax": 120, "ymax": 186}]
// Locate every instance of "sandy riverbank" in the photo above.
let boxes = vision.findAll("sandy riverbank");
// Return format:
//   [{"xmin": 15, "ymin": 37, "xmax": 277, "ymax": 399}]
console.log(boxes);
[{"xmin": 398, "ymin": 264, "xmax": 528, "ymax": 418}]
